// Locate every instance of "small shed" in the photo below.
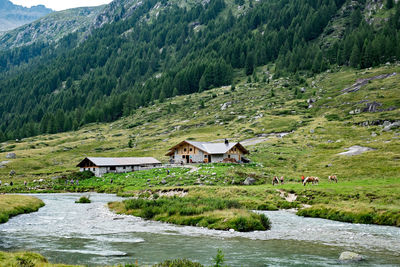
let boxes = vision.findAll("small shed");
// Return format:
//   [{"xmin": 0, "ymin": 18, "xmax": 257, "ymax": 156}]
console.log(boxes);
[{"xmin": 77, "ymin": 157, "xmax": 162, "ymax": 177}]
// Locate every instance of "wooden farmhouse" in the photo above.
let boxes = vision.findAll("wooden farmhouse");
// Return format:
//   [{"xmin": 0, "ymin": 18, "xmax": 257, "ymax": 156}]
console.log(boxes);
[
  {"xmin": 166, "ymin": 139, "xmax": 249, "ymax": 164},
  {"xmin": 77, "ymin": 157, "xmax": 161, "ymax": 177}
]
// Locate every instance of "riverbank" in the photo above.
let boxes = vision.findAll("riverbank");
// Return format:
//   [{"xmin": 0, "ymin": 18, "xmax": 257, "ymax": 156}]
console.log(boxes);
[
  {"xmin": 0, "ymin": 251, "xmax": 204, "ymax": 267},
  {"xmin": 109, "ymin": 196, "xmax": 271, "ymax": 232},
  {"xmin": 0, "ymin": 194, "xmax": 44, "ymax": 223},
  {"xmin": 0, "ymin": 251, "xmax": 80, "ymax": 267},
  {"xmin": 1, "ymin": 165, "xmax": 399, "ymax": 227}
]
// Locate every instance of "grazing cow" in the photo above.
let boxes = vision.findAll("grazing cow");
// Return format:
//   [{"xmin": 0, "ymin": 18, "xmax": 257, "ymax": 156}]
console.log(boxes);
[
  {"xmin": 303, "ymin": 176, "xmax": 319, "ymax": 186},
  {"xmin": 328, "ymin": 175, "xmax": 338, "ymax": 183},
  {"xmin": 272, "ymin": 176, "xmax": 279, "ymax": 186}
]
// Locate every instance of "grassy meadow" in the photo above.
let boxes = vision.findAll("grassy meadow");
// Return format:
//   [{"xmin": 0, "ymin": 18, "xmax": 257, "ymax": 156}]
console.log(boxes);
[
  {"xmin": 0, "ymin": 64, "xmax": 399, "ymax": 226},
  {"xmin": 0, "ymin": 194, "xmax": 44, "ymax": 223}
]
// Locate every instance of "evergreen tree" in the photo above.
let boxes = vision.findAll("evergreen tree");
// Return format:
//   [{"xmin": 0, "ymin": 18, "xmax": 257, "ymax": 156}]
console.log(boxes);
[
  {"xmin": 245, "ymin": 52, "xmax": 255, "ymax": 76},
  {"xmin": 350, "ymin": 44, "xmax": 361, "ymax": 68},
  {"xmin": 386, "ymin": 0, "xmax": 394, "ymax": 9}
]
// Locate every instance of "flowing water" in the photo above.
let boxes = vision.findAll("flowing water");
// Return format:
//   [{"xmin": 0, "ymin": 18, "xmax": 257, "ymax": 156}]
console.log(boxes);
[{"xmin": 0, "ymin": 193, "xmax": 399, "ymax": 266}]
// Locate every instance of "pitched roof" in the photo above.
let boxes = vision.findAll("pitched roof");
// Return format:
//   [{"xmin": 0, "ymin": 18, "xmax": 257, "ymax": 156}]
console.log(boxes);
[
  {"xmin": 166, "ymin": 140, "xmax": 249, "ymax": 156},
  {"xmin": 77, "ymin": 157, "xmax": 161, "ymax": 167}
]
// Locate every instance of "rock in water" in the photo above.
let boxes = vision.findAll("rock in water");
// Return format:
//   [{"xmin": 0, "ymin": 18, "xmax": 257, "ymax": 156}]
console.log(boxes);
[
  {"xmin": 339, "ymin": 251, "xmax": 363, "ymax": 262},
  {"xmin": 243, "ymin": 177, "xmax": 256, "ymax": 185}
]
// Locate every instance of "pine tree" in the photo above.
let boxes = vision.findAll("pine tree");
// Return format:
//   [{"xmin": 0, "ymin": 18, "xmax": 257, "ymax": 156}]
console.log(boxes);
[
  {"xmin": 245, "ymin": 52, "xmax": 255, "ymax": 76},
  {"xmin": 351, "ymin": 8, "xmax": 362, "ymax": 28},
  {"xmin": 349, "ymin": 44, "xmax": 361, "ymax": 68},
  {"xmin": 386, "ymin": 0, "xmax": 394, "ymax": 9}
]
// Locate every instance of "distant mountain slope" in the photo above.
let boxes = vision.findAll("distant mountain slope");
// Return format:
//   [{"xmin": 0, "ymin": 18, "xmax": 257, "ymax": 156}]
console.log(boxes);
[
  {"xmin": 0, "ymin": 0, "xmax": 52, "ymax": 32},
  {"xmin": 0, "ymin": 0, "xmax": 155, "ymax": 50},
  {"xmin": 0, "ymin": 6, "xmax": 104, "ymax": 50}
]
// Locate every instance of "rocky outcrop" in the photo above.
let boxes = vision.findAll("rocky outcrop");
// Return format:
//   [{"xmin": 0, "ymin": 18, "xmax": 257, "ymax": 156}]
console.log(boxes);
[
  {"xmin": 6, "ymin": 152, "xmax": 16, "ymax": 159},
  {"xmin": 383, "ymin": 121, "xmax": 400, "ymax": 132},
  {"xmin": 0, "ymin": 6, "xmax": 103, "ymax": 50},
  {"xmin": 341, "ymin": 73, "xmax": 397, "ymax": 94},
  {"xmin": 338, "ymin": 146, "xmax": 375, "ymax": 156},
  {"xmin": 243, "ymin": 177, "xmax": 256, "ymax": 185},
  {"xmin": 339, "ymin": 251, "xmax": 363, "ymax": 262}
]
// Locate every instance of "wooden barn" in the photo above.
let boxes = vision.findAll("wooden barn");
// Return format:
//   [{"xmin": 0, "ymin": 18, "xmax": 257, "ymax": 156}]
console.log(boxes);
[
  {"xmin": 77, "ymin": 157, "xmax": 161, "ymax": 177},
  {"xmin": 166, "ymin": 139, "xmax": 249, "ymax": 164}
]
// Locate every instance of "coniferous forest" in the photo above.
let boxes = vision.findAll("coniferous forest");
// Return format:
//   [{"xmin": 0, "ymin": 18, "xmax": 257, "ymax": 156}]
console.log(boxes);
[{"xmin": 0, "ymin": 0, "xmax": 400, "ymax": 141}]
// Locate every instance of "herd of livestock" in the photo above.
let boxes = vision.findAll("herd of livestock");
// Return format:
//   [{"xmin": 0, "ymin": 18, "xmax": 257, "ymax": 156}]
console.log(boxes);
[{"xmin": 272, "ymin": 175, "xmax": 338, "ymax": 186}]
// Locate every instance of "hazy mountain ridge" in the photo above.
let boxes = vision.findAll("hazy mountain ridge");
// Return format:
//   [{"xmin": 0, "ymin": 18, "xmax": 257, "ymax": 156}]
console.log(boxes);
[
  {"xmin": 0, "ymin": 0, "xmax": 52, "ymax": 32},
  {"xmin": 0, "ymin": 6, "xmax": 104, "ymax": 50}
]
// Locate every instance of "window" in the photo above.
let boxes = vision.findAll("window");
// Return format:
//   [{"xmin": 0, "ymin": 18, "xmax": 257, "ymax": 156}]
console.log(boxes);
[
  {"xmin": 123, "ymin": 166, "xmax": 126, "ymax": 170},
  {"xmin": 182, "ymin": 155, "xmax": 185, "ymax": 159},
  {"xmin": 204, "ymin": 155, "xmax": 207, "ymax": 158},
  {"xmin": 110, "ymin": 166, "xmax": 116, "ymax": 171},
  {"xmin": 184, "ymin": 148, "xmax": 187, "ymax": 152},
  {"xmin": 190, "ymin": 148, "xmax": 193, "ymax": 152},
  {"xmin": 228, "ymin": 155, "xmax": 231, "ymax": 158}
]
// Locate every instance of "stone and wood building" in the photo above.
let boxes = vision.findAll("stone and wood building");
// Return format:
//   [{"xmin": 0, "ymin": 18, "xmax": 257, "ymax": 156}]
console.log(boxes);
[
  {"xmin": 166, "ymin": 139, "xmax": 249, "ymax": 164},
  {"xmin": 77, "ymin": 157, "xmax": 161, "ymax": 177}
]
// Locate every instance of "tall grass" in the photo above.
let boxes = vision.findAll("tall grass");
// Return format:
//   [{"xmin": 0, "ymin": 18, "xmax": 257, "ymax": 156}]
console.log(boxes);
[
  {"xmin": 0, "ymin": 195, "xmax": 44, "ymax": 224},
  {"xmin": 116, "ymin": 196, "xmax": 271, "ymax": 231}
]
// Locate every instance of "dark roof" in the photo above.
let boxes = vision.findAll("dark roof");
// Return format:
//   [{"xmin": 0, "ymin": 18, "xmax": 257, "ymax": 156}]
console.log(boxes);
[{"xmin": 77, "ymin": 157, "xmax": 161, "ymax": 167}]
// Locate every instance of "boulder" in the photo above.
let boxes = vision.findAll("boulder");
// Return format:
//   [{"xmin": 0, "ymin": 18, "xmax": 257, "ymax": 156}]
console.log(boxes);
[
  {"xmin": 220, "ymin": 101, "xmax": 232, "ymax": 110},
  {"xmin": 6, "ymin": 153, "xmax": 16, "ymax": 159},
  {"xmin": 161, "ymin": 179, "xmax": 167, "ymax": 185},
  {"xmin": 383, "ymin": 121, "xmax": 400, "ymax": 132},
  {"xmin": 339, "ymin": 251, "xmax": 363, "ymax": 262},
  {"xmin": 243, "ymin": 177, "xmax": 256, "ymax": 185}
]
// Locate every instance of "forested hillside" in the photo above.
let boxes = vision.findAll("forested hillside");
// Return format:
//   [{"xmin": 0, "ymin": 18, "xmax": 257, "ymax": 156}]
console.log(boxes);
[{"xmin": 0, "ymin": 0, "xmax": 399, "ymax": 142}]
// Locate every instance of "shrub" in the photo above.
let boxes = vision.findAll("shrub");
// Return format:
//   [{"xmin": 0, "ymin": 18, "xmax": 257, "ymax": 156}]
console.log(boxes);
[
  {"xmin": 75, "ymin": 196, "xmax": 91, "ymax": 204},
  {"xmin": 68, "ymin": 171, "xmax": 94, "ymax": 180},
  {"xmin": 325, "ymin": 114, "xmax": 341, "ymax": 121}
]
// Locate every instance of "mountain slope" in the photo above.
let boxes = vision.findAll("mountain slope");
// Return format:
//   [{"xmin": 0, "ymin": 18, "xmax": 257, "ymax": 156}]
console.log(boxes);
[
  {"xmin": 0, "ymin": 6, "xmax": 103, "ymax": 50},
  {"xmin": 0, "ymin": 0, "xmax": 399, "ymax": 143},
  {"xmin": 0, "ymin": 0, "xmax": 52, "ymax": 32}
]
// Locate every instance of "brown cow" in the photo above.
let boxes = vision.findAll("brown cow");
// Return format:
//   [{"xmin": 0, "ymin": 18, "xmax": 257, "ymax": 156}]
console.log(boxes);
[
  {"xmin": 328, "ymin": 175, "xmax": 338, "ymax": 183},
  {"xmin": 272, "ymin": 176, "xmax": 279, "ymax": 186},
  {"xmin": 303, "ymin": 176, "xmax": 319, "ymax": 186}
]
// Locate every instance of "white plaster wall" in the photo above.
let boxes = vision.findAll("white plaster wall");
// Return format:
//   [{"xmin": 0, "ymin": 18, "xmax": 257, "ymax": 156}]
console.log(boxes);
[{"xmin": 211, "ymin": 154, "xmax": 224, "ymax": 162}]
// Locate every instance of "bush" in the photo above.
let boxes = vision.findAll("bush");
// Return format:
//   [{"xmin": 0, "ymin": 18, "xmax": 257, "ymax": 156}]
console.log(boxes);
[
  {"xmin": 75, "ymin": 196, "xmax": 91, "ymax": 204},
  {"xmin": 297, "ymin": 206, "xmax": 400, "ymax": 226},
  {"xmin": 228, "ymin": 214, "xmax": 267, "ymax": 232},
  {"xmin": 325, "ymin": 114, "xmax": 341, "ymax": 121},
  {"xmin": 68, "ymin": 171, "xmax": 94, "ymax": 180}
]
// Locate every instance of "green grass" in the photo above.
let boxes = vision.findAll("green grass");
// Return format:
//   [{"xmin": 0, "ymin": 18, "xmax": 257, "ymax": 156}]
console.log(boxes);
[
  {"xmin": 0, "ymin": 195, "xmax": 44, "ymax": 224},
  {"xmin": 109, "ymin": 196, "xmax": 271, "ymax": 232},
  {"xmin": 0, "ymin": 64, "xmax": 398, "ymax": 226}
]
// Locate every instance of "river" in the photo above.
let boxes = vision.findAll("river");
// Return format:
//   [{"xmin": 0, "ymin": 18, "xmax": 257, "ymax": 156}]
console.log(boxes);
[{"xmin": 0, "ymin": 193, "xmax": 399, "ymax": 266}]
